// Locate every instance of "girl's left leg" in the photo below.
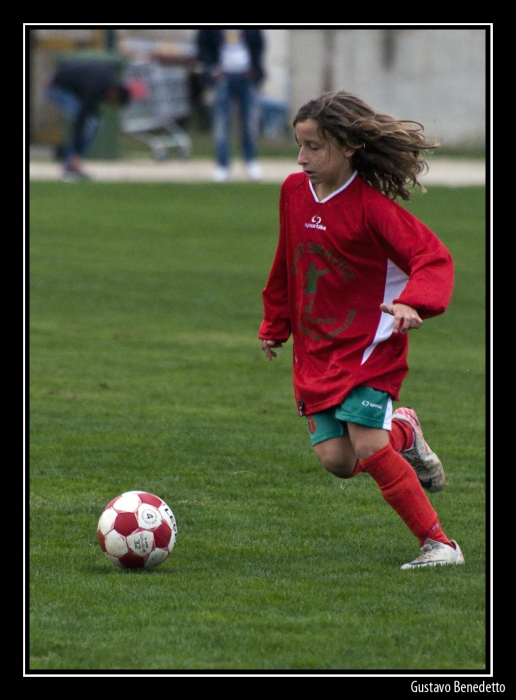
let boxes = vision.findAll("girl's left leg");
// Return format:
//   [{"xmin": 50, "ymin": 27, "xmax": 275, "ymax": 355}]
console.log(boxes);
[{"xmin": 348, "ymin": 423, "xmax": 453, "ymax": 548}]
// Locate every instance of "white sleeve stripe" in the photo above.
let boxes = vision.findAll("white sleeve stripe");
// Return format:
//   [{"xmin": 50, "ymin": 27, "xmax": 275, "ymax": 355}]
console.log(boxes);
[{"xmin": 361, "ymin": 259, "xmax": 409, "ymax": 365}]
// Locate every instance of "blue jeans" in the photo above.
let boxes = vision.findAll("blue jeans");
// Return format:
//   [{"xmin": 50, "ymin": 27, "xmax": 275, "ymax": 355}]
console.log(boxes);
[
  {"xmin": 211, "ymin": 75, "xmax": 260, "ymax": 167},
  {"xmin": 46, "ymin": 84, "xmax": 100, "ymax": 167}
]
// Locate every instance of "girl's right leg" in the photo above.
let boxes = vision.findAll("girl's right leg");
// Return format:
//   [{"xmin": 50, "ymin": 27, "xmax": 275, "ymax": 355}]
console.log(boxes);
[
  {"xmin": 313, "ymin": 435, "xmax": 358, "ymax": 478},
  {"xmin": 315, "ymin": 429, "xmax": 461, "ymax": 567},
  {"xmin": 343, "ymin": 421, "xmax": 452, "ymax": 548},
  {"xmin": 308, "ymin": 402, "xmax": 463, "ymax": 568},
  {"xmin": 309, "ymin": 408, "xmax": 358, "ymax": 477}
]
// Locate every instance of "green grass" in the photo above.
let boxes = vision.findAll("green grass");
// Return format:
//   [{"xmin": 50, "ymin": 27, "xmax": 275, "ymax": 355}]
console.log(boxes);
[
  {"xmin": 28, "ymin": 182, "xmax": 487, "ymax": 673},
  {"xmin": 116, "ymin": 123, "xmax": 486, "ymax": 161}
]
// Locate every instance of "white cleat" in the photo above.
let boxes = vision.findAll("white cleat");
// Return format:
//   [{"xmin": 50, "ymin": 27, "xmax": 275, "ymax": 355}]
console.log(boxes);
[
  {"xmin": 393, "ymin": 407, "xmax": 446, "ymax": 492},
  {"xmin": 401, "ymin": 539, "xmax": 465, "ymax": 569}
]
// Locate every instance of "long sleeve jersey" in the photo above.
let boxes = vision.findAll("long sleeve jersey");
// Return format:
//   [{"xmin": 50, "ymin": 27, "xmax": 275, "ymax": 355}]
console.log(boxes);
[{"xmin": 258, "ymin": 171, "xmax": 454, "ymax": 416}]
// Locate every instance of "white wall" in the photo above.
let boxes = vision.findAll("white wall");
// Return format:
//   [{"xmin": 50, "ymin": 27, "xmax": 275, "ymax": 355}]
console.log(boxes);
[
  {"xmin": 261, "ymin": 29, "xmax": 290, "ymax": 103},
  {"xmin": 286, "ymin": 28, "xmax": 486, "ymax": 149}
]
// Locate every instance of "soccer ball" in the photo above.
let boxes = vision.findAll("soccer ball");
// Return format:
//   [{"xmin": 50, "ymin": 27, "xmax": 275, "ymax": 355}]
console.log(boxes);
[{"xmin": 97, "ymin": 491, "xmax": 177, "ymax": 569}]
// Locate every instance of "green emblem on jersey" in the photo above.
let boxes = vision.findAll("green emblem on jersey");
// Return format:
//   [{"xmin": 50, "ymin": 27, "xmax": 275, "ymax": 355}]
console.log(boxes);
[
  {"xmin": 303, "ymin": 263, "xmax": 329, "ymax": 313},
  {"xmin": 303, "ymin": 262, "xmax": 329, "ymax": 294}
]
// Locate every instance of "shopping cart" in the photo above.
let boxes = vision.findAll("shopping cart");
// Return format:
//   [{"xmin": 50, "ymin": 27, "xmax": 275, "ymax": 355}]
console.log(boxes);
[{"xmin": 121, "ymin": 59, "xmax": 192, "ymax": 160}]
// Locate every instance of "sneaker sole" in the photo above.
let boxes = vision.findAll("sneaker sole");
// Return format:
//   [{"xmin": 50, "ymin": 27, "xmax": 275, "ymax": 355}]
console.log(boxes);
[
  {"xmin": 401, "ymin": 558, "xmax": 464, "ymax": 569},
  {"xmin": 393, "ymin": 408, "xmax": 446, "ymax": 493}
]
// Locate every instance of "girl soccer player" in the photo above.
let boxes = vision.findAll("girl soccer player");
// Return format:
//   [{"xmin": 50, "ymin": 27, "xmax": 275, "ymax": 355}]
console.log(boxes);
[{"xmin": 259, "ymin": 90, "xmax": 464, "ymax": 569}]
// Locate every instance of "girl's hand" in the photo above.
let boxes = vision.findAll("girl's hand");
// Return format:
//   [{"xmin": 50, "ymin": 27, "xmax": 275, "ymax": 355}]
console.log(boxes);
[
  {"xmin": 260, "ymin": 339, "xmax": 283, "ymax": 360},
  {"xmin": 380, "ymin": 303, "xmax": 423, "ymax": 334}
]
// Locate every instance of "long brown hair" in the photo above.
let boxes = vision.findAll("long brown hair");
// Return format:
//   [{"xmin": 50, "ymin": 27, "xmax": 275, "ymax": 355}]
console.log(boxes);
[{"xmin": 293, "ymin": 90, "xmax": 440, "ymax": 201}]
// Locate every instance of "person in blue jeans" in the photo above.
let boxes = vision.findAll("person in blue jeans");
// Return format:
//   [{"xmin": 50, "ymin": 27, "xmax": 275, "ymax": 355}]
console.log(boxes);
[
  {"xmin": 197, "ymin": 29, "xmax": 265, "ymax": 182},
  {"xmin": 46, "ymin": 60, "xmax": 131, "ymax": 181}
]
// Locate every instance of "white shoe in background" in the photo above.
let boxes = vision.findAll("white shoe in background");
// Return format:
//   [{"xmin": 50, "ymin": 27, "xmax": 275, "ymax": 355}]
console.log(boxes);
[
  {"xmin": 246, "ymin": 161, "xmax": 262, "ymax": 181},
  {"xmin": 213, "ymin": 166, "xmax": 229, "ymax": 182}
]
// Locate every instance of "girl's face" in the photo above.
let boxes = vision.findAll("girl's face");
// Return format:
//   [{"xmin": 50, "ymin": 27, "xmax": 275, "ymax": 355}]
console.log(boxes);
[{"xmin": 295, "ymin": 119, "xmax": 355, "ymax": 198}]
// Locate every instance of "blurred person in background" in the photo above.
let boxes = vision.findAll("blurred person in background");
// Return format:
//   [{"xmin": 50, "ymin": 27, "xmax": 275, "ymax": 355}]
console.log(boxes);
[
  {"xmin": 196, "ymin": 29, "xmax": 265, "ymax": 182},
  {"xmin": 46, "ymin": 60, "xmax": 131, "ymax": 181}
]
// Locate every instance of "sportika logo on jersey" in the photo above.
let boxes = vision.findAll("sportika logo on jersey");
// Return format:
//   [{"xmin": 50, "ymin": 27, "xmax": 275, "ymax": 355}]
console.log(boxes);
[{"xmin": 304, "ymin": 216, "xmax": 326, "ymax": 231}]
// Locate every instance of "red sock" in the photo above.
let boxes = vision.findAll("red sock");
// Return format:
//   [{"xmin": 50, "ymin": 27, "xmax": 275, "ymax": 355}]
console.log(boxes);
[
  {"xmin": 389, "ymin": 418, "xmax": 414, "ymax": 453},
  {"xmin": 358, "ymin": 444, "xmax": 453, "ymax": 548}
]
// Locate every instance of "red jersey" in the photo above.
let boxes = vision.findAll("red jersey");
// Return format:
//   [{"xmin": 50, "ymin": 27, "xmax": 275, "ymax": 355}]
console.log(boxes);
[{"xmin": 259, "ymin": 172, "xmax": 454, "ymax": 415}]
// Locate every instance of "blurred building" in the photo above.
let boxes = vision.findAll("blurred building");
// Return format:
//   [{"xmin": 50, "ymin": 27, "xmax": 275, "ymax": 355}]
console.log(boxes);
[
  {"xmin": 29, "ymin": 27, "xmax": 487, "ymax": 152},
  {"xmin": 287, "ymin": 29, "xmax": 486, "ymax": 151}
]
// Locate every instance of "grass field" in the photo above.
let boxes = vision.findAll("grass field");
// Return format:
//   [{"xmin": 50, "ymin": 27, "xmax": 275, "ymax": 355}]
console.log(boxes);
[{"xmin": 28, "ymin": 181, "xmax": 487, "ymax": 674}]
